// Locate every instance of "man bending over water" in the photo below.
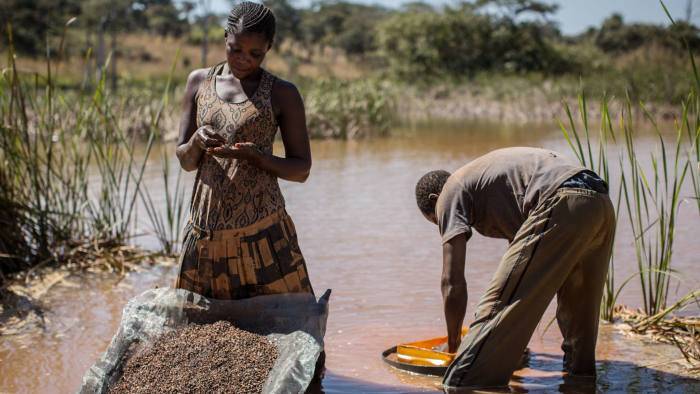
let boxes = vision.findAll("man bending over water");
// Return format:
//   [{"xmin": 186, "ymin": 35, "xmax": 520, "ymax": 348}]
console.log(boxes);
[{"xmin": 415, "ymin": 147, "xmax": 615, "ymax": 392}]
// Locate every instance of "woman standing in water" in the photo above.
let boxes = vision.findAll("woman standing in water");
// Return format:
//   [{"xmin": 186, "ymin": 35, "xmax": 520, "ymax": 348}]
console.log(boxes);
[{"xmin": 175, "ymin": 1, "xmax": 314, "ymax": 300}]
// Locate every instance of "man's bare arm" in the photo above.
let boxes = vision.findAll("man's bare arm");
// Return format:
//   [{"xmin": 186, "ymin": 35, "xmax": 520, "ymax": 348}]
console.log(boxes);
[{"xmin": 442, "ymin": 233, "xmax": 468, "ymax": 353}]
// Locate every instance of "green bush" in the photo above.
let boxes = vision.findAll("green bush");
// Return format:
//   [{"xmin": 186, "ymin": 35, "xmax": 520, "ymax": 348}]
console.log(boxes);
[
  {"xmin": 594, "ymin": 13, "xmax": 700, "ymax": 54},
  {"xmin": 186, "ymin": 26, "xmax": 226, "ymax": 46},
  {"xmin": 300, "ymin": 2, "xmax": 389, "ymax": 56},
  {"xmin": 304, "ymin": 78, "xmax": 396, "ymax": 139},
  {"xmin": 375, "ymin": 7, "xmax": 569, "ymax": 78}
]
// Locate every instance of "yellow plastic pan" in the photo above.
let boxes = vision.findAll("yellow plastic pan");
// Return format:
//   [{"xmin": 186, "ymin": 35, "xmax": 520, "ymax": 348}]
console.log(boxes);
[{"xmin": 382, "ymin": 328, "xmax": 468, "ymax": 376}]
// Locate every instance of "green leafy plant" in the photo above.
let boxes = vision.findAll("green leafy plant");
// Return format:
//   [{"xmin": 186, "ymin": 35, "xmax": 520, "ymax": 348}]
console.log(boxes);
[{"xmin": 305, "ymin": 78, "xmax": 395, "ymax": 139}]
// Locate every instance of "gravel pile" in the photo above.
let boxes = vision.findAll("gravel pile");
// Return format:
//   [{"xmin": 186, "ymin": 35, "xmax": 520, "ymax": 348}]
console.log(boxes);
[{"xmin": 109, "ymin": 321, "xmax": 278, "ymax": 394}]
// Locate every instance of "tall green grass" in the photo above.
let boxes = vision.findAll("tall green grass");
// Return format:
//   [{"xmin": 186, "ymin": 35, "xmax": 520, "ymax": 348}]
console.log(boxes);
[
  {"xmin": 560, "ymin": 91, "xmax": 693, "ymax": 318},
  {"xmin": 686, "ymin": 95, "xmax": 700, "ymax": 214},
  {"xmin": 134, "ymin": 49, "xmax": 188, "ymax": 256},
  {"xmin": 140, "ymin": 150, "xmax": 187, "ymax": 255},
  {"xmin": 660, "ymin": 1, "xmax": 700, "ymax": 218},
  {"xmin": 0, "ymin": 22, "xmax": 184, "ymax": 277},
  {"xmin": 620, "ymin": 100, "xmax": 690, "ymax": 316},
  {"xmin": 1, "ymin": 23, "xmax": 93, "ymax": 271},
  {"xmin": 83, "ymin": 69, "xmax": 156, "ymax": 243},
  {"xmin": 559, "ymin": 0, "xmax": 700, "ymax": 318}
]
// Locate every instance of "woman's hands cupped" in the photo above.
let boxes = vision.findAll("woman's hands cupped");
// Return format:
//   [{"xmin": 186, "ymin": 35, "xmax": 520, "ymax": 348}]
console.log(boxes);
[
  {"xmin": 193, "ymin": 126, "xmax": 226, "ymax": 150},
  {"xmin": 207, "ymin": 142, "xmax": 263, "ymax": 164}
]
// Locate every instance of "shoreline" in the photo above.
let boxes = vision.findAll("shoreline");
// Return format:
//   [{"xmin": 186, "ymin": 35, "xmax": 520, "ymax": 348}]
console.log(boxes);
[
  {"xmin": 159, "ymin": 92, "xmax": 681, "ymax": 142},
  {"xmin": 396, "ymin": 88, "xmax": 682, "ymax": 126},
  {"xmin": 1, "ymin": 260, "xmax": 697, "ymax": 391}
]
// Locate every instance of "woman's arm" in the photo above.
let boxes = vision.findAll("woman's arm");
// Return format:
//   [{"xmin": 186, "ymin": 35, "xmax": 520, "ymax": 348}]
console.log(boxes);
[
  {"xmin": 207, "ymin": 79, "xmax": 312, "ymax": 183},
  {"xmin": 175, "ymin": 68, "xmax": 225, "ymax": 172}
]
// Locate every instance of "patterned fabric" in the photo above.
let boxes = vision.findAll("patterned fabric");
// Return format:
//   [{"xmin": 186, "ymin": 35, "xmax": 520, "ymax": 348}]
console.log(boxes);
[
  {"xmin": 176, "ymin": 209, "xmax": 314, "ymax": 300},
  {"xmin": 189, "ymin": 62, "xmax": 285, "ymax": 231},
  {"xmin": 176, "ymin": 64, "xmax": 314, "ymax": 300}
]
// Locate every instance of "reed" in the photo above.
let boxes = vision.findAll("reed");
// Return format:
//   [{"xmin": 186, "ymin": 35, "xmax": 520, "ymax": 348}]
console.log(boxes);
[
  {"xmin": 82, "ymin": 68, "xmax": 156, "ymax": 243},
  {"xmin": 560, "ymin": 87, "xmax": 692, "ymax": 319},
  {"xmin": 558, "ymin": 1, "xmax": 700, "ymax": 320},
  {"xmin": 559, "ymin": 92, "xmax": 626, "ymax": 321},
  {"xmin": 0, "ymin": 21, "xmax": 175, "ymax": 276},
  {"xmin": 560, "ymin": 93, "xmax": 692, "ymax": 319},
  {"xmin": 660, "ymin": 1, "xmax": 700, "ymax": 216},
  {"xmin": 136, "ymin": 50, "xmax": 188, "ymax": 256},
  {"xmin": 620, "ymin": 98, "xmax": 690, "ymax": 316},
  {"xmin": 685, "ymin": 94, "xmax": 700, "ymax": 213},
  {"xmin": 616, "ymin": 1, "xmax": 696, "ymax": 316},
  {"xmin": 1, "ymin": 22, "xmax": 91, "ymax": 271},
  {"xmin": 139, "ymin": 149, "xmax": 187, "ymax": 256}
]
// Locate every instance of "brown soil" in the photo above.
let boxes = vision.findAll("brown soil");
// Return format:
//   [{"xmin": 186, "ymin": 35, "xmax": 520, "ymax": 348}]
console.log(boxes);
[{"xmin": 109, "ymin": 321, "xmax": 278, "ymax": 394}]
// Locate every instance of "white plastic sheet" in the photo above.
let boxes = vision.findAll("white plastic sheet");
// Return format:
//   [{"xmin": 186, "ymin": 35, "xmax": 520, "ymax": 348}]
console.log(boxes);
[{"xmin": 79, "ymin": 287, "xmax": 330, "ymax": 394}]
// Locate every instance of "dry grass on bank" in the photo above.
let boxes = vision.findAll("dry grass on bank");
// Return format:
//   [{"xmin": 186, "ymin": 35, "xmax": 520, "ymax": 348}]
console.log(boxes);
[
  {"xmin": 4, "ymin": 34, "xmax": 367, "ymax": 85},
  {"xmin": 0, "ymin": 242, "xmax": 176, "ymax": 337},
  {"xmin": 614, "ymin": 302, "xmax": 700, "ymax": 373}
]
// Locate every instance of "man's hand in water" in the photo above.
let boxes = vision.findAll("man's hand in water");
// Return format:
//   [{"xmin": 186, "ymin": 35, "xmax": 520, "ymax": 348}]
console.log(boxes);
[
  {"xmin": 207, "ymin": 142, "xmax": 263, "ymax": 164},
  {"xmin": 442, "ymin": 233, "xmax": 468, "ymax": 354},
  {"xmin": 434, "ymin": 341, "xmax": 460, "ymax": 354},
  {"xmin": 447, "ymin": 335, "xmax": 462, "ymax": 354}
]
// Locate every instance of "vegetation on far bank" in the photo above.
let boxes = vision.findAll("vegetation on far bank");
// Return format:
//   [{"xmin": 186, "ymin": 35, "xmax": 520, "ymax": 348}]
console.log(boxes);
[{"xmin": 3, "ymin": 0, "xmax": 700, "ymax": 106}]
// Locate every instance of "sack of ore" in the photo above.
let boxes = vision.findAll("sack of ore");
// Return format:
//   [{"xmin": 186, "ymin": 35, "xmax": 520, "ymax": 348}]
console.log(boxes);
[{"xmin": 110, "ymin": 321, "xmax": 278, "ymax": 394}]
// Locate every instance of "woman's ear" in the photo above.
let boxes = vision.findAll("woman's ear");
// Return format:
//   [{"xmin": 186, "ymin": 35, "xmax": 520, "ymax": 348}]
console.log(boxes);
[{"xmin": 429, "ymin": 193, "xmax": 439, "ymax": 203}]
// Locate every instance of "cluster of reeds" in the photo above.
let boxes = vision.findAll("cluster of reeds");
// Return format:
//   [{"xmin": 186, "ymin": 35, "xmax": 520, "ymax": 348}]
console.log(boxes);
[
  {"xmin": 687, "ymin": 90, "xmax": 700, "ymax": 215},
  {"xmin": 622, "ymin": 101, "xmax": 692, "ymax": 316},
  {"xmin": 0, "ymin": 22, "xmax": 188, "ymax": 280},
  {"xmin": 140, "ymin": 144, "xmax": 188, "ymax": 256},
  {"xmin": 561, "ymin": 90, "xmax": 697, "ymax": 320},
  {"xmin": 559, "ymin": 1, "xmax": 699, "ymax": 341}
]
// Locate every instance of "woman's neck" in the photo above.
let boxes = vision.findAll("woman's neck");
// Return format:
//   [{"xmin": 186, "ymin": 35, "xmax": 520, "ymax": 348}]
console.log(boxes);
[{"xmin": 225, "ymin": 64, "xmax": 263, "ymax": 82}]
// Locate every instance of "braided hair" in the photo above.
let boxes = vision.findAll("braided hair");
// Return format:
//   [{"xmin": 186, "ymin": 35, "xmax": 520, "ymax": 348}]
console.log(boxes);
[
  {"xmin": 225, "ymin": 1, "xmax": 276, "ymax": 45},
  {"xmin": 415, "ymin": 170, "xmax": 451, "ymax": 215}
]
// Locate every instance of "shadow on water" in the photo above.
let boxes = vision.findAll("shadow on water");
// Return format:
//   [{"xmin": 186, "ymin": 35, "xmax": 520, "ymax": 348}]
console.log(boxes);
[
  {"xmin": 308, "ymin": 371, "xmax": 439, "ymax": 393},
  {"xmin": 511, "ymin": 352, "xmax": 699, "ymax": 393},
  {"xmin": 309, "ymin": 350, "xmax": 700, "ymax": 393}
]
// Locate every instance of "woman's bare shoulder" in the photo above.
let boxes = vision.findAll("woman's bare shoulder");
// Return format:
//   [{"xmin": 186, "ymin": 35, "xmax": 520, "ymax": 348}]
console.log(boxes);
[
  {"xmin": 186, "ymin": 68, "xmax": 211, "ymax": 90},
  {"xmin": 271, "ymin": 77, "xmax": 302, "ymax": 103}
]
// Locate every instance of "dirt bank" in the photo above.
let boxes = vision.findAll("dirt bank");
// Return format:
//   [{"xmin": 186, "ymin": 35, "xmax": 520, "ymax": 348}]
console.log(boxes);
[{"xmin": 397, "ymin": 86, "xmax": 681, "ymax": 125}]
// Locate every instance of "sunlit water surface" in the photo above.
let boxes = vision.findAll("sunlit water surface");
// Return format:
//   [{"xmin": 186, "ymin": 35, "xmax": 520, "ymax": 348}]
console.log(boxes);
[{"xmin": 2, "ymin": 121, "xmax": 699, "ymax": 393}]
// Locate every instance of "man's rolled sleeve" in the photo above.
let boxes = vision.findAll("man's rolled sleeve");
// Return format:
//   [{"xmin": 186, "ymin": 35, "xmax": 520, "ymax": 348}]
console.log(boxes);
[{"xmin": 436, "ymin": 179, "xmax": 473, "ymax": 244}]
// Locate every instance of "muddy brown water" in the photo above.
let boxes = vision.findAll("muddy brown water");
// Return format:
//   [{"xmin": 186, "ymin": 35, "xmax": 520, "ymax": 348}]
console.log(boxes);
[{"xmin": 1, "ymin": 120, "xmax": 699, "ymax": 393}]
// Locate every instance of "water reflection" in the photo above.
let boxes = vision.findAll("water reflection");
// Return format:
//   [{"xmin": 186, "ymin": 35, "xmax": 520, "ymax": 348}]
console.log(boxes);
[{"xmin": 308, "ymin": 372, "xmax": 439, "ymax": 393}]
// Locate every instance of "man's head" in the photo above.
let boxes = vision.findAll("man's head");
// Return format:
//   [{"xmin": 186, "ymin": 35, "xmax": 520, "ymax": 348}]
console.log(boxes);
[
  {"xmin": 224, "ymin": 2, "xmax": 276, "ymax": 79},
  {"xmin": 415, "ymin": 170, "xmax": 451, "ymax": 224}
]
